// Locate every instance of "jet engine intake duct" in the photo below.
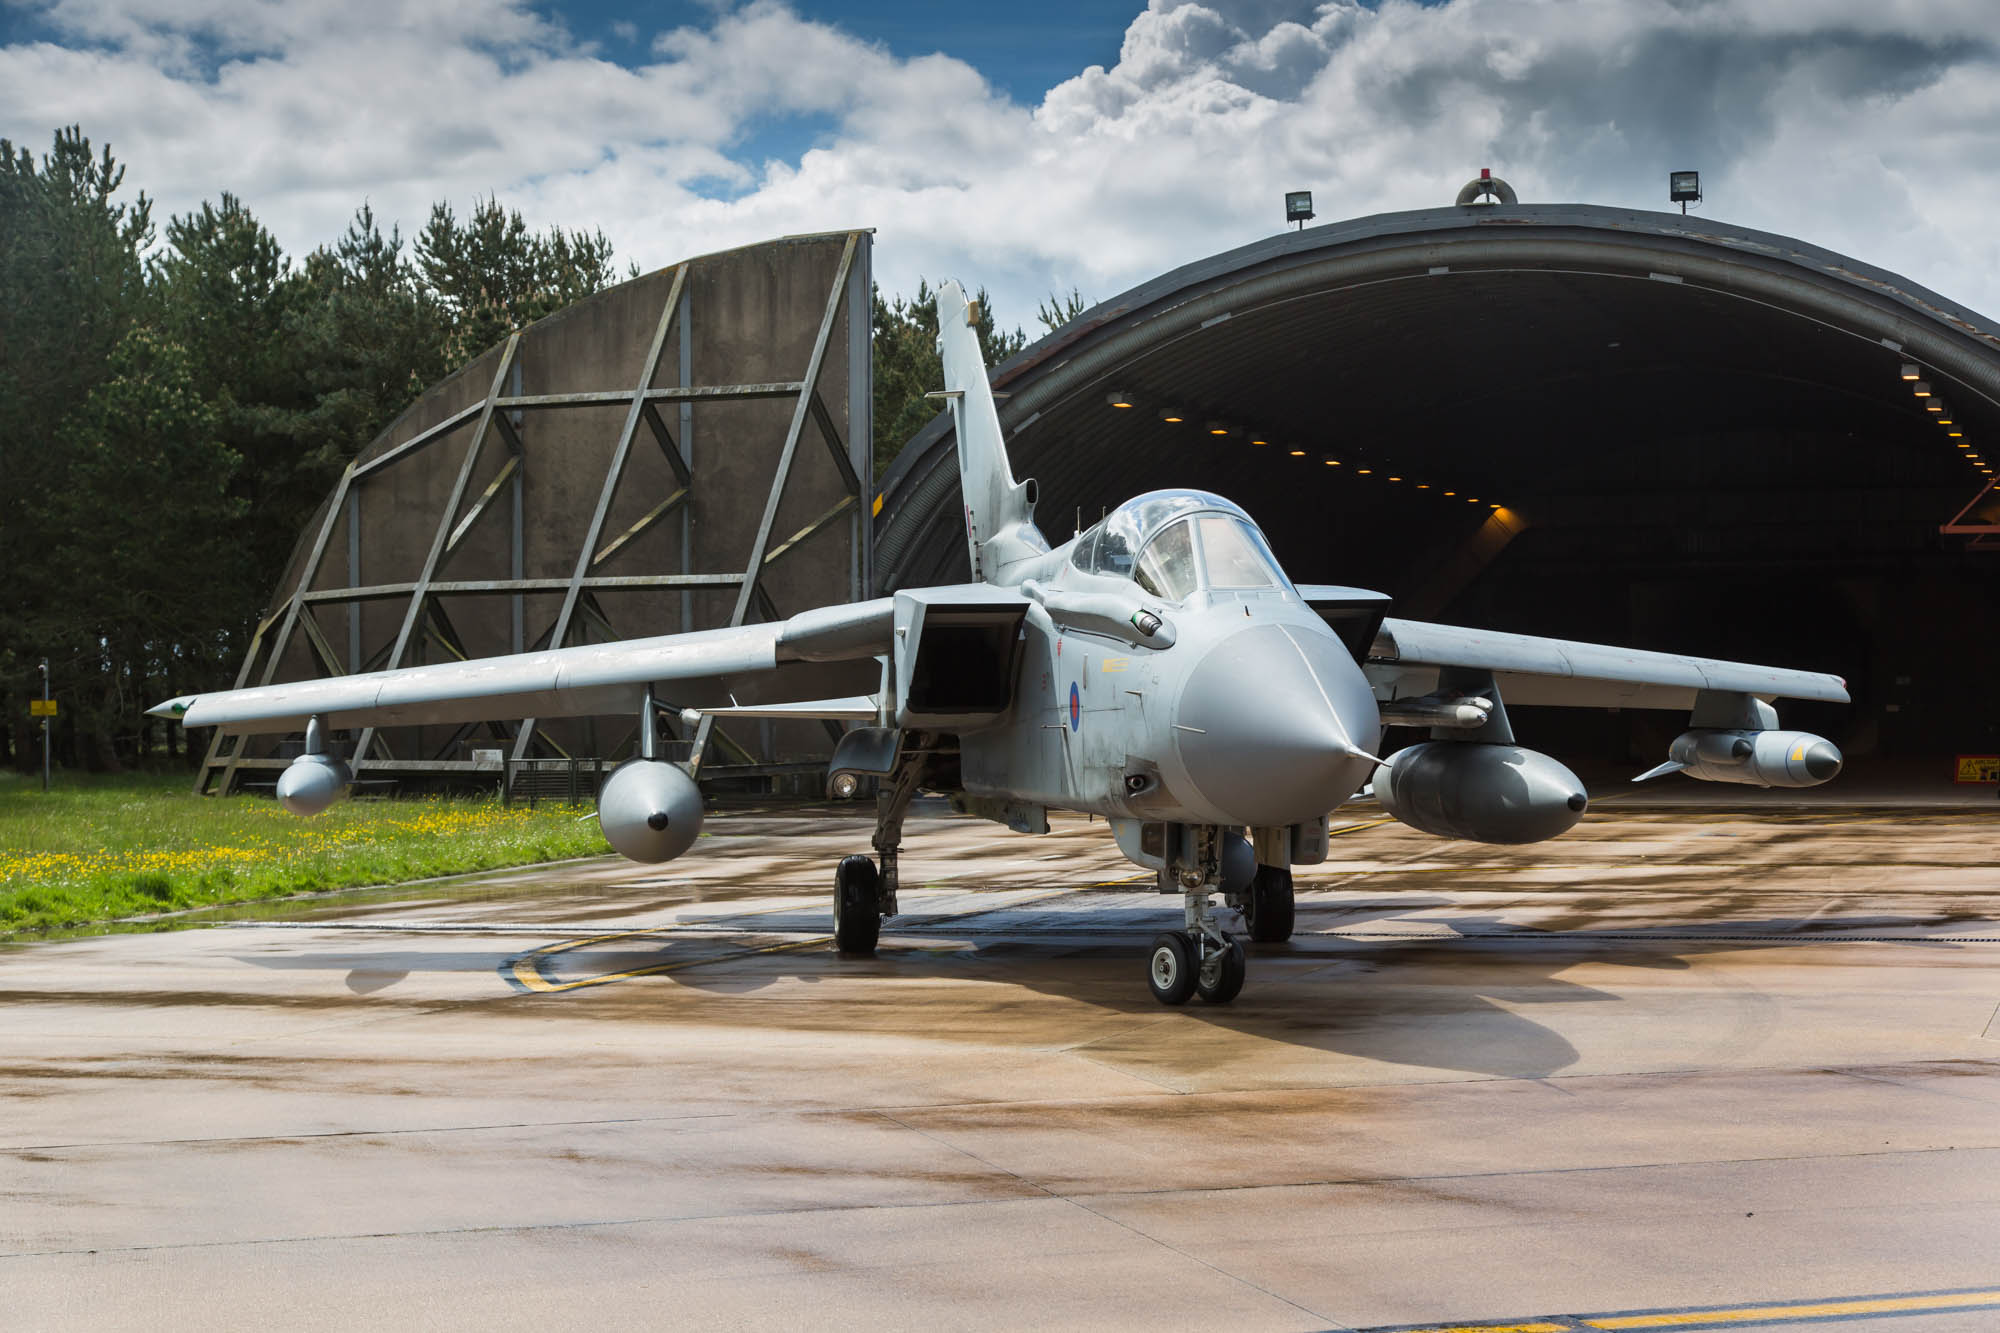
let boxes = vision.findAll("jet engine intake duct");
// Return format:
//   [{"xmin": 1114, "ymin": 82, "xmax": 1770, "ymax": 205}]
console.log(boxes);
[
  {"xmin": 1375, "ymin": 742, "xmax": 1588, "ymax": 845},
  {"xmin": 598, "ymin": 758, "xmax": 705, "ymax": 862}
]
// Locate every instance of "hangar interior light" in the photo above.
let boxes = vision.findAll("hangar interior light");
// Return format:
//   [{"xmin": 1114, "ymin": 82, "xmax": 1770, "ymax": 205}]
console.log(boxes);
[
  {"xmin": 1912, "ymin": 381, "xmax": 1933, "ymax": 398},
  {"xmin": 1207, "ymin": 421, "xmax": 1230, "ymax": 436},
  {"xmin": 1159, "ymin": 408, "xmax": 1184, "ymax": 423},
  {"xmin": 1927, "ymin": 399, "xmax": 1945, "ymax": 414},
  {"xmin": 1901, "ymin": 363, "xmax": 1922, "ymax": 381},
  {"xmin": 1288, "ymin": 448, "xmax": 1306, "ymax": 457},
  {"xmin": 1106, "ymin": 389, "xmax": 1135, "ymax": 409}
]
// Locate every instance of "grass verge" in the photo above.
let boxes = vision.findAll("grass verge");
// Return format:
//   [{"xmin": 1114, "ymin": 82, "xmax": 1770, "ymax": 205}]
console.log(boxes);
[{"xmin": 0, "ymin": 771, "xmax": 608, "ymax": 935}]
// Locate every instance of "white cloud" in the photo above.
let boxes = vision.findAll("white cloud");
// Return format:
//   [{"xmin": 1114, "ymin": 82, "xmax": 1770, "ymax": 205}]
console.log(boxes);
[{"xmin": 3, "ymin": 0, "xmax": 1998, "ymax": 330}]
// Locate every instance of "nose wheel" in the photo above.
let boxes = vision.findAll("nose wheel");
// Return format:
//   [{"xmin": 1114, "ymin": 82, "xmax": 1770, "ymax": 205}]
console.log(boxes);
[{"xmin": 1145, "ymin": 930, "xmax": 1247, "ymax": 1005}]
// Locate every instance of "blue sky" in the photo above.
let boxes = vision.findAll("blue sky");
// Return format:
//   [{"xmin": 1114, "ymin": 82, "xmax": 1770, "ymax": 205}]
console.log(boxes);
[
  {"xmin": 2, "ymin": 1, "xmax": 1997, "ymax": 328},
  {"xmin": 553, "ymin": 1, "xmax": 1141, "ymax": 102}
]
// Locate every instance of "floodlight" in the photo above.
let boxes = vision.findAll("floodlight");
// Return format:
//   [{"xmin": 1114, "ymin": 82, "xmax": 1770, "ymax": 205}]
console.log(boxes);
[
  {"xmin": 1106, "ymin": 389, "xmax": 1135, "ymax": 409},
  {"xmin": 1285, "ymin": 191, "xmax": 1315, "ymax": 228},
  {"xmin": 1669, "ymin": 170, "xmax": 1701, "ymax": 212}
]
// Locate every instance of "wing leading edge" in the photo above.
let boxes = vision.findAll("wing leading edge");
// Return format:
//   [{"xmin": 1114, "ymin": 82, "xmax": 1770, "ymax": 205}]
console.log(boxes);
[
  {"xmin": 151, "ymin": 597, "xmax": 898, "ymax": 736},
  {"xmin": 1366, "ymin": 617, "xmax": 1849, "ymax": 710}
]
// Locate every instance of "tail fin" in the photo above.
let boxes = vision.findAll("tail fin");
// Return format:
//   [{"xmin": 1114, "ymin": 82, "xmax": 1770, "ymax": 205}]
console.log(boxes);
[{"xmin": 935, "ymin": 280, "xmax": 1043, "ymax": 582}]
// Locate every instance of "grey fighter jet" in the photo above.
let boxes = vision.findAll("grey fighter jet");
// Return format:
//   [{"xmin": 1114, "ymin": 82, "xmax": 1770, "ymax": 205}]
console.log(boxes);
[{"xmin": 151, "ymin": 280, "xmax": 1848, "ymax": 1005}]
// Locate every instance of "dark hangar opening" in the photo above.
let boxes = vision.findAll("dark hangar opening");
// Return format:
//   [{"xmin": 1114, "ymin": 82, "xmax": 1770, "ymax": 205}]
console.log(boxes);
[{"xmin": 875, "ymin": 204, "xmax": 2000, "ymax": 772}]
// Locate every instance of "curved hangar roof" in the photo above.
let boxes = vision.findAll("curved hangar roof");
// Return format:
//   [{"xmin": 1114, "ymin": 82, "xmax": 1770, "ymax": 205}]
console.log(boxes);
[{"xmin": 873, "ymin": 203, "xmax": 2000, "ymax": 607}]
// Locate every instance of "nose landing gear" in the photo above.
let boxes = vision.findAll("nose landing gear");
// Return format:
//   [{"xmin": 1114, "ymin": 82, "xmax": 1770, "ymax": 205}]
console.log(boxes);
[{"xmin": 1148, "ymin": 827, "xmax": 1249, "ymax": 1005}]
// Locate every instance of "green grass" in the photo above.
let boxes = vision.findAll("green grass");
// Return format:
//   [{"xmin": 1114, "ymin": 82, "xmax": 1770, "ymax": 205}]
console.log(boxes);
[{"xmin": 0, "ymin": 770, "xmax": 609, "ymax": 935}]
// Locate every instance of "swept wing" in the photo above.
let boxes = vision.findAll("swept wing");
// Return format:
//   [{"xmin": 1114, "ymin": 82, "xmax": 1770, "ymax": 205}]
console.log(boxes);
[
  {"xmin": 150, "ymin": 598, "xmax": 897, "ymax": 735},
  {"xmin": 1365, "ymin": 617, "xmax": 1849, "ymax": 710}
]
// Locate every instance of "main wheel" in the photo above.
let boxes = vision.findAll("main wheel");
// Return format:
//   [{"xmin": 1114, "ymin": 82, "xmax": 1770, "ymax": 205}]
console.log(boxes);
[
  {"xmin": 833, "ymin": 854, "xmax": 881, "ymax": 956},
  {"xmin": 1244, "ymin": 865, "xmax": 1295, "ymax": 942},
  {"xmin": 1146, "ymin": 931, "xmax": 1198, "ymax": 1006},
  {"xmin": 1197, "ymin": 938, "xmax": 1247, "ymax": 1005}
]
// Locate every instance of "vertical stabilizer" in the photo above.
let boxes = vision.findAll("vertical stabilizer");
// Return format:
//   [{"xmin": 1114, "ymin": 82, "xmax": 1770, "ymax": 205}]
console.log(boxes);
[{"xmin": 935, "ymin": 280, "xmax": 1045, "ymax": 583}]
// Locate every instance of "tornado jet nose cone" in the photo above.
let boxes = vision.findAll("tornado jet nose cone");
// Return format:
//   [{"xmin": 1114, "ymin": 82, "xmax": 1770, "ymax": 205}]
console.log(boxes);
[
  {"xmin": 1174, "ymin": 623, "xmax": 1380, "ymax": 827},
  {"xmin": 1804, "ymin": 740, "xmax": 1843, "ymax": 781}
]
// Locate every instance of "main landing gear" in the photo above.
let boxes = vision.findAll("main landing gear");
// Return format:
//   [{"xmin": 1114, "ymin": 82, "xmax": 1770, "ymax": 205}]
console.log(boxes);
[
  {"xmin": 831, "ymin": 756, "xmax": 923, "ymax": 957},
  {"xmin": 1240, "ymin": 864, "xmax": 1295, "ymax": 943}
]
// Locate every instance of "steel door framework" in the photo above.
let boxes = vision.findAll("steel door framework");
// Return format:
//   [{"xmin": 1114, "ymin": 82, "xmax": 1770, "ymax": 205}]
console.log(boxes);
[{"xmin": 199, "ymin": 232, "xmax": 870, "ymax": 794}]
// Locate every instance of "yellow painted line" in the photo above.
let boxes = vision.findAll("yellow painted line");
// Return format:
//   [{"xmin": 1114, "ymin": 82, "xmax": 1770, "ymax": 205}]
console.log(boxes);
[
  {"xmin": 1330, "ymin": 816, "xmax": 1398, "ymax": 836},
  {"xmin": 1401, "ymin": 1324, "xmax": 1570, "ymax": 1332},
  {"xmin": 1584, "ymin": 1288, "xmax": 2000, "ymax": 1327},
  {"xmin": 512, "ymin": 932, "xmax": 833, "ymax": 993}
]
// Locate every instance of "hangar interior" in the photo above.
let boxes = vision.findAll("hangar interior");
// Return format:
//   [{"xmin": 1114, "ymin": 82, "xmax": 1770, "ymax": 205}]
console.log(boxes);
[{"xmin": 877, "ymin": 202, "xmax": 2000, "ymax": 774}]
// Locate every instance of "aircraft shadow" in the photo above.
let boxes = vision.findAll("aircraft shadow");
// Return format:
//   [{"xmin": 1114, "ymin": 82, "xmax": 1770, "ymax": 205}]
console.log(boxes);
[{"xmin": 229, "ymin": 902, "xmax": 1980, "ymax": 1083}]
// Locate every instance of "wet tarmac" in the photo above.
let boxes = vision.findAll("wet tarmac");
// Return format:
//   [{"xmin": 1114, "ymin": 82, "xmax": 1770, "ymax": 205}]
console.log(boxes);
[{"xmin": 4, "ymin": 798, "xmax": 1998, "ymax": 1331}]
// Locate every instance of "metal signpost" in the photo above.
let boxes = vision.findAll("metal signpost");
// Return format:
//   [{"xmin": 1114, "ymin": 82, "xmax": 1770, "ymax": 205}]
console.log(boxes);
[{"xmin": 33, "ymin": 658, "xmax": 54, "ymax": 791}]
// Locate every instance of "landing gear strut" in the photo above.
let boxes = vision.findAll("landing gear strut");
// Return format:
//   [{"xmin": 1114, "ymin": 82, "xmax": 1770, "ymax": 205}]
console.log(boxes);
[
  {"xmin": 831, "ymin": 755, "xmax": 924, "ymax": 958},
  {"xmin": 1147, "ymin": 826, "xmax": 1248, "ymax": 1006}
]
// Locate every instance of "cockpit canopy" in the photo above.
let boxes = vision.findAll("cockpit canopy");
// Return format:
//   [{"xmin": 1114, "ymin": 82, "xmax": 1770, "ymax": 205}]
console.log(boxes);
[{"xmin": 1069, "ymin": 489, "xmax": 1289, "ymax": 601}]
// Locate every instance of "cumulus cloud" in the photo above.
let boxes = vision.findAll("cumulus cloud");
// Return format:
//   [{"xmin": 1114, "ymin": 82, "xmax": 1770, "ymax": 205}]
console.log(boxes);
[{"xmin": 3, "ymin": 0, "xmax": 1998, "ymax": 328}]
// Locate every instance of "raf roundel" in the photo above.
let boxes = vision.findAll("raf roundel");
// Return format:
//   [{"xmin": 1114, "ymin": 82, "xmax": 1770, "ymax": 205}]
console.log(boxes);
[{"xmin": 1068, "ymin": 682, "xmax": 1081, "ymax": 731}]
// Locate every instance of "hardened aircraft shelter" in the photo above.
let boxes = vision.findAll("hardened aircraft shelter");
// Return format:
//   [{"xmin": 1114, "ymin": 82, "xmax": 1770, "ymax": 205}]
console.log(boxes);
[
  {"xmin": 198, "ymin": 231, "xmax": 872, "ymax": 795},
  {"xmin": 210, "ymin": 202, "xmax": 2000, "ymax": 791},
  {"xmin": 876, "ymin": 201, "xmax": 2000, "ymax": 765}
]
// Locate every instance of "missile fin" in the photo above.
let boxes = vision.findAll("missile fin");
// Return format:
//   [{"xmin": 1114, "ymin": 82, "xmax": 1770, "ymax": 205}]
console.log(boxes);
[{"xmin": 1632, "ymin": 760, "xmax": 1687, "ymax": 784}]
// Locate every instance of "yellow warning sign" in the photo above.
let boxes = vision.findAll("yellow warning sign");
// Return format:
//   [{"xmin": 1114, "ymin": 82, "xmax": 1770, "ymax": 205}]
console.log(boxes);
[
  {"xmin": 29, "ymin": 699, "xmax": 57, "ymax": 717},
  {"xmin": 1955, "ymin": 755, "xmax": 2000, "ymax": 784}
]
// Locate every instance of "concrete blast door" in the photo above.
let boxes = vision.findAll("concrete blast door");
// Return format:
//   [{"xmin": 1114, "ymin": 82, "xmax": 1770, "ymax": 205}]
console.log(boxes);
[{"xmin": 202, "ymin": 231, "xmax": 873, "ymax": 794}]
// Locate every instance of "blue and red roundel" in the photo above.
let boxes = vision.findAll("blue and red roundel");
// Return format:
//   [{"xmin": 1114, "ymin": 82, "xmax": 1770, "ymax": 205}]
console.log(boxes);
[{"xmin": 1068, "ymin": 682, "xmax": 1081, "ymax": 731}]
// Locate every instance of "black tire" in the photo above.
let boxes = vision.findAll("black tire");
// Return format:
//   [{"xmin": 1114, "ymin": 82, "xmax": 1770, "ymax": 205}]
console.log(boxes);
[
  {"xmin": 1197, "ymin": 939, "xmax": 1247, "ymax": 1005},
  {"xmin": 833, "ymin": 855, "xmax": 880, "ymax": 956},
  {"xmin": 1147, "ymin": 931, "xmax": 1198, "ymax": 1006},
  {"xmin": 1245, "ymin": 865, "xmax": 1295, "ymax": 942}
]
